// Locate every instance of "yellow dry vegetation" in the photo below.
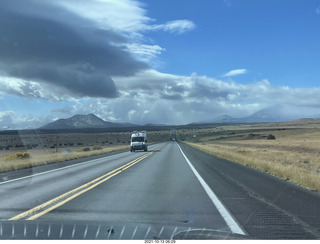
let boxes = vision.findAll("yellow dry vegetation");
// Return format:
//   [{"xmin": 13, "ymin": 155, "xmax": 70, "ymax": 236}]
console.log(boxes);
[
  {"xmin": 0, "ymin": 145, "xmax": 128, "ymax": 173},
  {"xmin": 2, "ymin": 152, "xmax": 31, "ymax": 161},
  {"xmin": 178, "ymin": 120, "xmax": 320, "ymax": 191}
]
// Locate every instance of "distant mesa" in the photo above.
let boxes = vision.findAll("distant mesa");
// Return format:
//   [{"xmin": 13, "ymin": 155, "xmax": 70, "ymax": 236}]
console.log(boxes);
[
  {"xmin": 39, "ymin": 114, "xmax": 136, "ymax": 130},
  {"xmin": 214, "ymin": 106, "xmax": 293, "ymax": 123},
  {"xmin": 193, "ymin": 105, "xmax": 320, "ymax": 124}
]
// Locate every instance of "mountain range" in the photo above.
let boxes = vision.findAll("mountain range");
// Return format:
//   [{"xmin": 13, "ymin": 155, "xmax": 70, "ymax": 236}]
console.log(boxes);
[
  {"xmin": 39, "ymin": 105, "xmax": 320, "ymax": 130},
  {"xmin": 196, "ymin": 105, "xmax": 320, "ymax": 124},
  {"xmin": 39, "ymin": 114, "xmax": 137, "ymax": 130},
  {"xmin": 211, "ymin": 107, "xmax": 288, "ymax": 123}
]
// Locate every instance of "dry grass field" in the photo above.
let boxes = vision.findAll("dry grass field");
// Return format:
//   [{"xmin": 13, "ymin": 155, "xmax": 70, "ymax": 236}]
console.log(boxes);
[
  {"xmin": 0, "ymin": 145, "xmax": 128, "ymax": 172},
  {"xmin": 177, "ymin": 120, "xmax": 320, "ymax": 191},
  {"xmin": 0, "ymin": 129, "xmax": 171, "ymax": 173}
]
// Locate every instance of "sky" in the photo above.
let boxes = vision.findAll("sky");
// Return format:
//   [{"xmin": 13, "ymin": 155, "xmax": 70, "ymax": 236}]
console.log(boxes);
[{"xmin": 0, "ymin": 0, "xmax": 320, "ymax": 129}]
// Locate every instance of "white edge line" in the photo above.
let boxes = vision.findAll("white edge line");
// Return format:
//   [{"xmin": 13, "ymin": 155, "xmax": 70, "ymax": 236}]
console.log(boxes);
[{"xmin": 176, "ymin": 143, "xmax": 246, "ymax": 236}]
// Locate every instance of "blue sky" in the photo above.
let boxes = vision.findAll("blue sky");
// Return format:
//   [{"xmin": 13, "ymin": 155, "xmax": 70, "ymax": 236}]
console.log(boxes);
[
  {"xmin": 146, "ymin": 0, "xmax": 320, "ymax": 87},
  {"xmin": 0, "ymin": 0, "xmax": 320, "ymax": 129}
]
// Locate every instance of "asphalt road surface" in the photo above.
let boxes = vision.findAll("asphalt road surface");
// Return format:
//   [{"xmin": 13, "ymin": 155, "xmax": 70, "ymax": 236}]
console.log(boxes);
[{"xmin": 0, "ymin": 141, "xmax": 319, "ymax": 239}]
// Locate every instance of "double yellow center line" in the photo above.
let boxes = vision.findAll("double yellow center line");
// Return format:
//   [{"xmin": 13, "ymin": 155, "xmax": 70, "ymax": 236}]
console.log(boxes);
[{"xmin": 10, "ymin": 145, "xmax": 164, "ymax": 221}]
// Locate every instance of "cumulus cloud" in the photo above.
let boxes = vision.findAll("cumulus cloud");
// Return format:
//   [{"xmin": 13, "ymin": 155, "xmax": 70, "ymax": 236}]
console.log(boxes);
[
  {"xmin": 0, "ymin": 111, "xmax": 15, "ymax": 130},
  {"xmin": 53, "ymin": 1, "xmax": 196, "ymax": 35},
  {"xmin": 52, "ymin": 0, "xmax": 151, "ymax": 35},
  {"xmin": 223, "ymin": 69, "xmax": 247, "ymax": 77},
  {"xmin": 0, "ymin": 111, "xmax": 48, "ymax": 130},
  {"xmin": 1, "ymin": 0, "xmax": 319, "ymax": 128},
  {"xmin": 0, "ymin": 0, "xmax": 195, "ymax": 100},
  {"xmin": 0, "ymin": 0, "xmax": 148, "ymax": 99},
  {"xmin": 2, "ymin": 69, "xmax": 320, "ymax": 127},
  {"xmin": 106, "ymin": 70, "xmax": 320, "ymax": 124}
]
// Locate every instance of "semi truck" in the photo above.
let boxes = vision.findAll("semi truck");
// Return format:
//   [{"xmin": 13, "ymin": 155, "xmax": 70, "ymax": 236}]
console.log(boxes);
[{"xmin": 130, "ymin": 131, "xmax": 148, "ymax": 152}]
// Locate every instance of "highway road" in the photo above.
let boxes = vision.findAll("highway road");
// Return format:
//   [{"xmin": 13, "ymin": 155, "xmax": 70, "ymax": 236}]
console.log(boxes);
[{"xmin": 0, "ymin": 140, "xmax": 319, "ymax": 239}]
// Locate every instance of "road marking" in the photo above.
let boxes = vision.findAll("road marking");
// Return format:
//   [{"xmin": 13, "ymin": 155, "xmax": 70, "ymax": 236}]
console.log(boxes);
[
  {"xmin": 0, "ymin": 144, "xmax": 162, "ymax": 185},
  {"xmin": 9, "ymin": 145, "xmax": 164, "ymax": 221},
  {"xmin": 176, "ymin": 143, "xmax": 246, "ymax": 236},
  {"xmin": 0, "ymin": 151, "xmax": 129, "ymax": 185}
]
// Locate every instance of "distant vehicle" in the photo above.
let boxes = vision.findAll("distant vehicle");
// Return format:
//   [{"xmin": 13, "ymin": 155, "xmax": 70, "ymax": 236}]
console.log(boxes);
[{"xmin": 130, "ymin": 131, "xmax": 148, "ymax": 152}]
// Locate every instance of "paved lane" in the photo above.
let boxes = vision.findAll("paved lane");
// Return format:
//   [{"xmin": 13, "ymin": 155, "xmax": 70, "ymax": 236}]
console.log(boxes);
[
  {"xmin": 1, "ymin": 139, "xmax": 319, "ymax": 239},
  {"xmin": 0, "ymin": 141, "xmax": 247, "ymax": 239},
  {"xmin": 0, "ymin": 143, "xmax": 164, "ymax": 220},
  {"xmin": 37, "ymin": 141, "xmax": 237, "ymax": 234}
]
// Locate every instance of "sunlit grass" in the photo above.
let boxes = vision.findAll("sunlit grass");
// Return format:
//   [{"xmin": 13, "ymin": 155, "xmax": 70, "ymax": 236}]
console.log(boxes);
[
  {"xmin": 0, "ymin": 145, "xmax": 128, "ymax": 173},
  {"xmin": 179, "ymin": 122, "xmax": 320, "ymax": 191}
]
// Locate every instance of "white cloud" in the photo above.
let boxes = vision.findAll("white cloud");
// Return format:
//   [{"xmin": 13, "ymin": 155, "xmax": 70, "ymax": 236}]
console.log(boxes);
[
  {"xmin": 107, "ymin": 70, "xmax": 320, "ymax": 124},
  {"xmin": 149, "ymin": 20, "xmax": 196, "ymax": 34},
  {"xmin": 51, "ymin": 0, "xmax": 195, "ymax": 65},
  {"xmin": 0, "ymin": 111, "xmax": 49, "ymax": 129},
  {"xmin": 2, "ymin": 69, "xmax": 320, "ymax": 128},
  {"xmin": 1, "ymin": 1, "xmax": 320, "ymax": 128},
  {"xmin": 223, "ymin": 69, "xmax": 247, "ymax": 77},
  {"xmin": 52, "ymin": 0, "xmax": 195, "ymax": 64},
  {"xmin": 0, "ymin": 76, "xmax": 79, "ymax": 101},
  {"xmin": 52, "ymin": 0, "xmax": 150, "ymax": 33},
  {"xmin": 53, "ymin": 1, "xmax": 195, "ymax": 35},
  {"xmin": 0, "ymin": 0, "xmax": 196, "ymax": 102},
  {"xmin": 125, "ymin": 43, "xmax": 165, "ymax": 64}
]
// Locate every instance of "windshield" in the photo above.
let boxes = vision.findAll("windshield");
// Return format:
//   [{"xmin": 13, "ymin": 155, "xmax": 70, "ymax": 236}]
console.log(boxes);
[
  {"xmin": 132, "ymin": 137, "xmax": 145, "ymax": 142},
  {"xmin": 0, "ymin": 0, "xmax": 320, "ymax": 241}
]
